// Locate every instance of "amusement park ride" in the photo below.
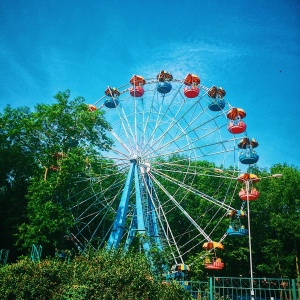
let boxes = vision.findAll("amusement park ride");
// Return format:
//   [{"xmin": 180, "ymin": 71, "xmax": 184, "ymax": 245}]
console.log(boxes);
[{"xmin": 62, "ymin": 70, "xmax": 281, "ymax": 280}]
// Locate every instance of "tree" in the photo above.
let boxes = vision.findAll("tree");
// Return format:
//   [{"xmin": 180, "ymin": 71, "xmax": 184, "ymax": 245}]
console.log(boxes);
[
  {"xmin": 1, "ymin": 93, "xmax": 299, "ymax": 279},
  {"xmin": 0, "ymin": 106, "xmax": 37, "ymax": 259},
  {"xmin": 184, "ymin": 164, "xmax": 300, "ymax": 279},
  {"xmin": 252, "ymin": 164, "xmax": 300, "ymax": 278},
  {"xmin": 0, "ymin": 91, "xmax": 113, "ymax": 258}
]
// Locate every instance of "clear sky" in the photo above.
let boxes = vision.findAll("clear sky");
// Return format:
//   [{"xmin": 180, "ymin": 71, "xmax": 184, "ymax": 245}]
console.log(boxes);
[{"xmin": 0, "ymin": 0, "xmax": 299, "ymax": 169}]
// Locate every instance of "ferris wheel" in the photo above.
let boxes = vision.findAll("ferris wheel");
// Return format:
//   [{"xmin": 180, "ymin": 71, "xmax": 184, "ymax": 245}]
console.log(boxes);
[{"xmin": 67, "ymin": 71, "xmax": 259, "ymax": 272}]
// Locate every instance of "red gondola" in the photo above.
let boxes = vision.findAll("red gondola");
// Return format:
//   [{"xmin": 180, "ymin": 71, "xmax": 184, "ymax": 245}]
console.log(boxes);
[
  {"xmin": 205, "ymin": 258, "xmax": 224, "ymax": 270},
  {"xmin": 183, "ymin": 74, "xmax": 200, "ymax": 98},
  {"xmin": 238, "ymin": 173, "xmax": 260, "ymax": 201},
  {"xmin": 130, "ymin": 86, "xmax": 144, "ymax": 97},
  {"xmin": 184, "ymin": 86, "xmax": 200, "ymax": 98},
  {"xmin": 227, "ymin": 108, "xmax": 247, "ymax": 134},
  {"xmin": 129, "ymin": 75, "xmax": 145, "ymax": 97},
  {"xmin": 239, "ymin": 188, "xmax": 260, "ymax": 201},
  {"xmin": 228, "ymin": 121, "xmax": 246, "ymax": 134}
]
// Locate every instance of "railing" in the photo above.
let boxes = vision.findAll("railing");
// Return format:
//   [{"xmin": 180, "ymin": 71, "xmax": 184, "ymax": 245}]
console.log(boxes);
[
  {"xmin": 175, "ymin": 277, "xmax": 299, "ymax": 300},
  {"xmin": 167, "ymin": 280, "xmax": 210, "ymax": 299},
  {"xmin": 212, "ymin": 277, "xmax": 297, "ymax": 300}
]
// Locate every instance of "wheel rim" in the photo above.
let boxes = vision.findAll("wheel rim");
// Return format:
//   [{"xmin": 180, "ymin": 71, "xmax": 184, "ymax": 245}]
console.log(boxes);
[{"xmin": 68, "ymin": 74, "xmax": 245, "ymax": 266}]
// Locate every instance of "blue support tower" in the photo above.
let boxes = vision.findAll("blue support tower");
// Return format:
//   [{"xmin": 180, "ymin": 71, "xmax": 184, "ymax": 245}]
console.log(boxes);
[
  {"xmin": 134, "ymin": 165, "xmax": 151, "ymax": 254},
  {"xmin": 147, "ymin": 178, "xmax": 163, "ymax": 251},
  {"xmin": 31, "ymin": 244, "xmax": 42, "ymax": 263},
  {"xmin": 124, "ymin": 208, "xmax": 138, "ymax": 251},
  {"xmin": 105, "ymin": 157, "xmax": 169, "ymax": 277},
  {"xmin": 108, "ymin": 160, "xmax": 165, "ymax": 257},
  {"xmin": 0, "ymin": 249, "xmax": 9, "ymax": 265},
  {"xmin": 107, "ymin": 161, "xmax": 136, "ymax": 249}
]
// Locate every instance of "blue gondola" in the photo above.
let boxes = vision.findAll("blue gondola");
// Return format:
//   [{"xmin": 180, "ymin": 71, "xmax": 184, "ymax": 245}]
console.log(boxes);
[
  {"xmin": 238, "ymin": 137, "xmax": 259, "ymax": 165},
  {"xmin": 208, "ymin": 99, "xmax": 225, "ymax": 111},
  {"xmin": 104, "ymin": 87, "xmax": 120, "ymax": 108},
  {"xmin": 104, "ymin": 98, "xmax": 119, "ymax": 108},
  {"xmin": 239, "ymin": 150, "xmax": 259, "ymax": 165},
  {"xmin": 227, "ymin": 226, "xmax": 248, "ymax": 237},
  {"xmin": 157, "ymin": 82, "xmax": 172, "ymax": 94}
]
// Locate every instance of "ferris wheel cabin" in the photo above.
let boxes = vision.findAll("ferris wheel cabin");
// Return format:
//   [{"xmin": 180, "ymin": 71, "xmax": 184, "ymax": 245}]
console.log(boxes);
[
  {"xmin": 227, "ymin": 108, "xmax": 247, "ymax": 134},
  {"xmin": 238, "ymin": 173, "xmax": 260, "ymax": 201},
  {"xmin": 170, "ymin": 263, "xmax": 190, "ymax": 280},
  {"xmin": 104, "ymin": 86, "xmax": 120, "ymax": 108},
  {"xmin": 227, "ymin": 226, "xmax": 248, "ymax": 237},
  {"xmin": 238, "ymin": 137, "xmax": 259, "ymax": 165},
  {"xmin": 156, "ymin": 70, "xmax": 173, "ymax": 94},
  {"xmin": 157, "ymin": 82, "xmax": 172, "ymax": 94},
  {"xmin": 129, "ymin": 75, "xmax": 145, "ymax": 97},
  {"xmin": 208, "ymin": 86, "xmax": 226, "ymax": 111},
  {"xmin": 205, "ymin": 257, "xmax": 225, "ymax": 270},
  {"xmin": 130, "ymin": 86, "xmax": 144, "ymax": 97},
  {"xmin": 203, "ymin": 242, "xmax": 225, "ymax": 270},
  {"xmin": 226, "ymin": 209, "xmax": 248, "ymax": 237},
  {"xmin": 208, "ymin": 98, "xmax": 226, "ymax": 111},
  {"xmin": 183, "ymin": 73, "xmax": 200, "ymax": 98},
  {"xmin": 239, "ymin": 188, "xmax": 260, "ymax": 201}
]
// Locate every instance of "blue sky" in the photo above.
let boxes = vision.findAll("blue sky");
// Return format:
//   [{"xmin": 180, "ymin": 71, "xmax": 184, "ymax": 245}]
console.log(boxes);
[{"xmin": 0, "ymin": 0, "xmax": 299, "ymax": 169}]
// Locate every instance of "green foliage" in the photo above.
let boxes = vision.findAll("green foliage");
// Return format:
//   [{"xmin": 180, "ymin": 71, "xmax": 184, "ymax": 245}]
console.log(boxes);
[
  {"xmin": 0, "ymin": 91, "xmax": 113, "ymax": 258},
  {"xmin": 251, "ymin": 164, "xmax": 300, "ymax": 278},
  {"xmin": 1, "ymin": 91, "xmax": 300, "ymax": 281},
  {"xmin": 0, "ymin": 250, "xmax": 192, "ymax": 300},
  {"xmin": 184, "ymin": 163, "xmax": 300, "ymax": 279},
  {"xmin": 0, "ymin": 106, "xmax": 37, "ymax": 257}
]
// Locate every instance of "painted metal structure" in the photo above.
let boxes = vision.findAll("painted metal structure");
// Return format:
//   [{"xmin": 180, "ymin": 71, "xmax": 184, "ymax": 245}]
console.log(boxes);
[
  {"xmin": 169, "ymin": 277, "xmax": 299, "ymax": 300},
  {"xmin": 107, "ymin": 160, "xmax": 162, "ymax": 255},
  {"xmin": 30, "ymin": 244, "xmax": 42, "ymax": 263},
  {"xmin": 0, "ymin": 249, "xmax": 9, "ymax": 265},
  {"xmin": 67, "ymin": 70, "xmax": 261, "ymax": 273}
]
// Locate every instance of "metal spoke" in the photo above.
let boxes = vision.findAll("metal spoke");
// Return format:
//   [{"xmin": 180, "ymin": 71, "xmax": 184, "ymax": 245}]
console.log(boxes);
[{"xmin": 67, "ymin": 73, "xmax": 249, "ymax": 269}]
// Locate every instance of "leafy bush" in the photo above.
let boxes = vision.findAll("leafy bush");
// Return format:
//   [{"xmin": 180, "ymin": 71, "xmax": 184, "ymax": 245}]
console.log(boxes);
[{"xmin": 0, "ymin": 249, "xmax": 192, "ymax": 300}]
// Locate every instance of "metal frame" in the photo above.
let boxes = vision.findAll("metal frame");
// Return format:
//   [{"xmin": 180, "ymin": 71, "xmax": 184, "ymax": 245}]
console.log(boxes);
[
  {"xmin": 171, "ymin": 277, "xmax": 299, "ymax": 300},
  {"xmin": 0, "ymin": 249, "xmax": 9, "ymax": 265},
  {"xmin": 30, "ymin": 244, "xmax": 42, "ymax": 263}
]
